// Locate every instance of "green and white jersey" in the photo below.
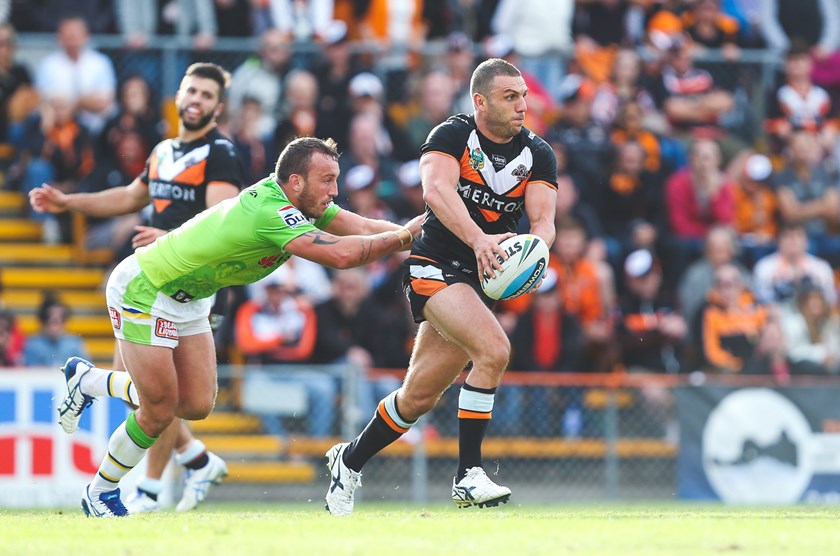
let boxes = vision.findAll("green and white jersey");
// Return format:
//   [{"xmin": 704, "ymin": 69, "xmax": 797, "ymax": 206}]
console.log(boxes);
[{"xmin": 135, "ymin": 176, "xmax": 341, "ymax": 302}]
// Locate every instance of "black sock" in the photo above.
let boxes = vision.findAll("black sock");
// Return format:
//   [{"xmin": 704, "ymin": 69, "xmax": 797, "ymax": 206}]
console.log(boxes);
[
  {"xmin": 137, "ymin": 487, "xmax": 158, "ymax": 501},
  {"xmin": 344, "ymin": 397, "xmax": 413, "ymax": 472},
  {"xmin": 457, "ymin": 384, "xmax": 496, "ymax": 482},
  {"xmin": 184, "ymin": 452, "xmax": 209, "ymax": 470}
]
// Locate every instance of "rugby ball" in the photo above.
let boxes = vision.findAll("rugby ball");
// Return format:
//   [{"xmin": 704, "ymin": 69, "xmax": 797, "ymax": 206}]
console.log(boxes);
[{"xmin": 481, "ymin": 234, "xmax": 550, "ymax": 300}]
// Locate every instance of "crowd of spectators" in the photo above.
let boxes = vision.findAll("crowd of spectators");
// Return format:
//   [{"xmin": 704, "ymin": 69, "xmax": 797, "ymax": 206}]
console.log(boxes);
[{"xmin": 4, "ymin": 1, "xmax": 840, "ymax": 437}]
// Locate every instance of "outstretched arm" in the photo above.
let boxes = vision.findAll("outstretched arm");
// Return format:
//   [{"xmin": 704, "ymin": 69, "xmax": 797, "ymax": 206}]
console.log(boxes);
[
  {"xmin": 29, "ymin": 177, "xmax": 151, "ymax": 217},
  {"xmin": 284, "ymin": 227, "xmax": 412, "ymax": 270},
  {"xmin": 323, "ymin": 209, "xmax": 424, "ymax": 251}
]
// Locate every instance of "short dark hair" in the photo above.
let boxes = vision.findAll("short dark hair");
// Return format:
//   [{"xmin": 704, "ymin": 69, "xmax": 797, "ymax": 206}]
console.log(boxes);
[
  {"xmin": 181, "ymin": 63, "xmax": 231, "ymax": 103},
  {"xmin": 470, "ymin": 58, "xmax": 521, "ymax": 97},
  {"xmin": 274, "ymin": 137, "xmax": 340, "ymax": 183},
  {"xmin": 37, "ymin": 292, "xmax": 68, "ymax": 325}
]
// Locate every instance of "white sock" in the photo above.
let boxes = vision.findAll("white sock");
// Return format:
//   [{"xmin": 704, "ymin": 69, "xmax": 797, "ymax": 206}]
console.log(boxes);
[
  {"xmin": 89, "ymin": 421, "xmax": 151, "ymax": 497},
  {"xmin": 81, "ymin": 367, "xmax": 140, "ymax": 406},
  {"xmin": 137, "ymin": 476, "xmax": 163, "ymax": 496},
  {"xmin": 176, "ymin": 439, "xmax": 206, "ymax": 467}
]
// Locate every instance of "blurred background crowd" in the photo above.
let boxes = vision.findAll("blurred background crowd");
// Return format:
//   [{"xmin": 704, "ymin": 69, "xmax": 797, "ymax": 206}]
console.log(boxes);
[{"xmin": 3, "ymin": 0, "xmax": 840, "ymax": 408}]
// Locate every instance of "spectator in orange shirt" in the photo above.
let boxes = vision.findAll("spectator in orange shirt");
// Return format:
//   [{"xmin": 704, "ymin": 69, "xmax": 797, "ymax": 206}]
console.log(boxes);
[
  {"xmin": 699, "ymin": 263, "xmax": 786, "ymax": 375},
  {"xmin": 552, "ymin": 216, "xmax": 615, "ymax": 372},
  {"xmin": 234, "ymin": 266, "xmax": 336, "ymax": 437},
  {"xmin": 732, "ymin": 153, "xmax": 778, "ymax": 266}
]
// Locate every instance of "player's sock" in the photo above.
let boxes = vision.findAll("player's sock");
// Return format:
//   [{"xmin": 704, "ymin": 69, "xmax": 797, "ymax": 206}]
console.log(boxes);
[
  {"xmin": 89, "ymin": 412, "xmax": 157, "ymax": 497},
  {"xmin": 456, "ymin": 383, "xmax": 495, "ymax": 482},
  {"xmin": 137, "ymin": 477, "xmax": 163, "ymax": 501},
  {"xmin": 344, "ymin": 391, "xmax": 415, "ymax": 472},
  {"xmin": 176, "ymin": 439, "xmax": 209, "ymax": 469},
  {"xmin": 80, "ymin": 367, "xmax": 140, "ymax": 405}
]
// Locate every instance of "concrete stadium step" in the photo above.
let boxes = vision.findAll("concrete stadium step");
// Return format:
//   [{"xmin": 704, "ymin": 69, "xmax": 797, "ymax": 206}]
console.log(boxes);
[
  {"xmin": 200, "ymin": 434, "xmax": 284, "ymax": 458},
  {"xmin": 0, "ymin": 267, "xmax": 106, "ymax": 289},
  {"xmin": 18, "ymin": 314, "xmax": 111, "ymax": 336},
  {"xmin": 225, "ymin": 461, "xmax": 316, "ymax": 484},
  {"xmin": 0, "ymin": 219, "xmax": 42, "ymax": 241},
  {"xmin": 0, "ymin": 191, "xmax": 25, "ymax": 215},
  {"xmin": 191, "ymin": 412, "xmax": 264, "ymax": 435},
  {"xmin": 0, "ymin": 289, "xmax": 104, "ymax": 312},
  {"xmin": 0, "ymin": 243, "xmax": 74, "ymax": 264}
]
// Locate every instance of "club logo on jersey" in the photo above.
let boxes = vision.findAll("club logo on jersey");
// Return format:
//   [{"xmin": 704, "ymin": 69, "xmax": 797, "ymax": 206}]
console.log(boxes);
[
  {"xmin": 278, "ymin": 206, "xmax": 307, "ymax": 228},
  {"xmin": 108, "ymin": 306, "xmax": 121, "ymax": 329},
  {"xmin": 259, "ymin": 254, "xmax": 282, "ymax": 269},
  {"xmin": 511, "ymin": 164, "xmax": 529, "ymax": 182},
  {"xmin": 491, "ymin": 154, "xmax": 507, "ymax": 168},
  {"xmin": 468, "ymin": 148, "xmax": 485, "ymax": 170},
  {"xmin": 155, "ymin": 318, "xmax": 178, "ymax": 340}
]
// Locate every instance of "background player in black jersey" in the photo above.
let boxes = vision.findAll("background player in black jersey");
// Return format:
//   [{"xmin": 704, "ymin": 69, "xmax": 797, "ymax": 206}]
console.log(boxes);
[
  {"xmin": 29, "ymin": 63, "xmax": 242, "ymax": 514},
  {"xmin": 325, "ymin": 58, "xmax": 558, "ymax": 516}
]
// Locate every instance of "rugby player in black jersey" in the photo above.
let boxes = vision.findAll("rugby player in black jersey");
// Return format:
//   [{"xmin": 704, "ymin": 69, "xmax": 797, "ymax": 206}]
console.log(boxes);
[
  {"xmin": 30, "ymin": 63, "xmax": 242, "ymax": 514},
  {"xmin": 325, "ymin": 58, "xmax": 558, "ymax": 515}
]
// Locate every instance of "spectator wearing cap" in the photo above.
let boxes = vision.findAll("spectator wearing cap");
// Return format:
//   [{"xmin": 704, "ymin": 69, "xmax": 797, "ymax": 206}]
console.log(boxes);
[
  {"xmin": 234, "ymin": 265, "xmax": 338, "ymax": 437},
  {"xmin": 617, "ymin": 250, "xmax": 686, "ymax": 374},
  {"xmin": 731, "ymin": 153, "xmax": 778, "ymax": 266},
  {"xmin": 388, "ymin": 159, "xmax": 425, "ymax": 221},
  {"xmin": 778, "ymin": 282, "xmax": 840, "ymax": 375},
  {"xmin": 616, "ymin": 248, "xmax": 685, "ymax": 440},
  {"xmin": 343, "ymin": 164, "xmax": 397, "ymax": 221},
  {"xmin": 551, "ymin": 73, "xmax": 612, "ymax": 195},
  {"xmin": 774, "ymin": 130, "xmax": 840, "ymax": 265},
  {"xmin": 346, "ymin": 71, "xmax": 414, "ymax": 161},
  {"xmin": 228, "ymin": 28, "xmax": 292, "ymax": 137},
  {"xmin": 503, "ymin": 267, "xmax": 583, "ymax": 437}
]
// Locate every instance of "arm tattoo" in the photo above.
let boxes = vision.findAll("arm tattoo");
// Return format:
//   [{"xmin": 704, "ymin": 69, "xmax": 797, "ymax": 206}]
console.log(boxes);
[
  {"xmin": 358, "ymin": 239, "xmax": 372, "ymax": 265},
  {"xmin": 302, "ymin": 230, "xmax": 341, "ymax": 245}
]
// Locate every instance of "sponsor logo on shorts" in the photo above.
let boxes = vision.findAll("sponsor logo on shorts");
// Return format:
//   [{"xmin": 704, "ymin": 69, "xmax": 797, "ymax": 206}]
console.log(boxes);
[
  {"xmin": 278, "ymin": 206, "xmax": 307, "ymax": 228},
  {"xmin": 108, "ymin": 307, "xmax": 121, "ymax": 329},
  {"xmin": 155, "ymin": 318, "xmax": 178, "ymax": 340},
  {"xmin": 171, "ymin": 289, "xmax": 194, "ymax": 303}
]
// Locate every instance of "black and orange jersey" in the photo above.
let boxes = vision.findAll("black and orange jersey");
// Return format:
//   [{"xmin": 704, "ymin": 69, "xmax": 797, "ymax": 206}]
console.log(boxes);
[
  {"xmin": 139, "ymin": 128, "xmax": 244, "ymax": 231},
  {"xmin": 414, "ymin": 114, "xmax": 557, "ymax": 275}
]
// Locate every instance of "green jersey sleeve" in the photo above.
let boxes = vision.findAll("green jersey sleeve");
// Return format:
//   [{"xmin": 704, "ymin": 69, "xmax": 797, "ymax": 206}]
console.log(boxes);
[{"xmin": 254, "ymin": 197, "xmax": 342, "ymax": 249}]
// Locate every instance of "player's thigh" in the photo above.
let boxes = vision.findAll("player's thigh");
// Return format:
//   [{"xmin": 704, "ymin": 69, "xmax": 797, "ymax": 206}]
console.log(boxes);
[
  {"xmin": 172, "ymin": 331, "xmax": 218, "ymax": 411},
  {"xmin": 402, "ymin": 320, "xmax": 471, "ymax": 401},
  {"xmin": 422, "ymin": 282, "xmax": 508, "ymax": 360},
  {"xmin": 118, "ymin": 339, "xmax": 178, "ymax": 407}
]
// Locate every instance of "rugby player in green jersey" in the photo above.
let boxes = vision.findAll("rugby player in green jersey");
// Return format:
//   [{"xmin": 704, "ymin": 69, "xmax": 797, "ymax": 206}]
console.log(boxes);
[{"xmin": 56, "ymin": 135, "xmax": 422, "ymax": 516}]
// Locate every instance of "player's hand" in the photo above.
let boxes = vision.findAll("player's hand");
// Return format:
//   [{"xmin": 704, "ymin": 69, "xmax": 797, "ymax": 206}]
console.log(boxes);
[
  {"xmin": 474, "ymin": 232, "xmax": 516, "ymax": 281},
  {"xmin": 404, "ymin": 214, "xmax": 424, "ymax": 241},
  {"xmin": 28, "ymin": 183, "xmax": 67, "ymax": 214},
  {"xmin": 131, "ymin": 226, "xmax": 167, "ymax": 249}
]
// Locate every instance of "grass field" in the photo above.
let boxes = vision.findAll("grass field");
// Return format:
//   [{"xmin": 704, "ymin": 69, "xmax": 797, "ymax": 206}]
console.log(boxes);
[{"xmin": 2, "ymin": 503, "xmax": 839, "ymax": 555}]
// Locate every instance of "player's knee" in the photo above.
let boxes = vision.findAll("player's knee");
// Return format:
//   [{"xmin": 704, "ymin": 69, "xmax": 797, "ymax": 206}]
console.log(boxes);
[
  {"xmin": 137, "ymin": 403, "xmax": 176, "ymax": 436},
  {"xmin": 475, "ymin": 337, "xmax": 511, "ymax": 373},
  {"xmin": 177, "ymin": 395, "xmax": 215, "ymax": 420}
]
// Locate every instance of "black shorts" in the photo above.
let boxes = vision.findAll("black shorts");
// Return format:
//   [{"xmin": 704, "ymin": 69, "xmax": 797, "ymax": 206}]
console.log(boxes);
[{"xmin": 402, "ymin": 254, "xmax": 494, "ymax": 323}]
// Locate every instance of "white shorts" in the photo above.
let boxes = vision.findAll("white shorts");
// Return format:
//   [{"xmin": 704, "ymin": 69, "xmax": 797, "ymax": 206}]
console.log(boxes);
[{"xmin": 105, "ymin": 255, "xmax": 213, "ymax": 349}]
